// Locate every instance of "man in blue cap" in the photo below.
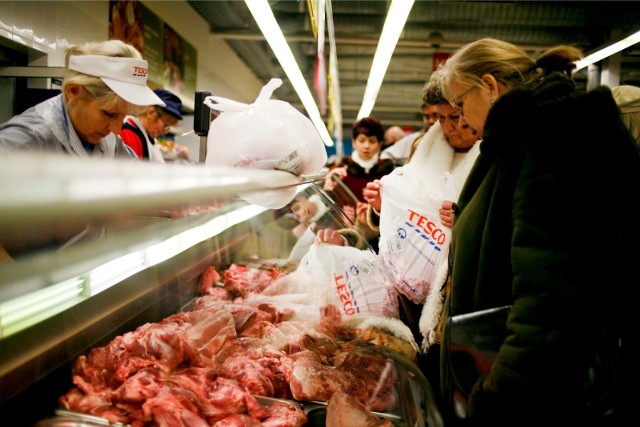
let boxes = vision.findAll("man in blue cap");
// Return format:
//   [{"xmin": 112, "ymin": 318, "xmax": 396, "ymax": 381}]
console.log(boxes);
[{"xmin": 120, "ymin": 88, "xmax": 183, "ymax": 162}]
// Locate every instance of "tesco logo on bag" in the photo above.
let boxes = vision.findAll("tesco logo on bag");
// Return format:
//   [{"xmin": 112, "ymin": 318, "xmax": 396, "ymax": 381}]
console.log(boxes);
[
  {"xmin": 406, "ymin": 209, "xmax": 447, "ymax": 248},
  {"xmin": 333, "ymin": 273, "xmax": 357, "ymax": 316}
]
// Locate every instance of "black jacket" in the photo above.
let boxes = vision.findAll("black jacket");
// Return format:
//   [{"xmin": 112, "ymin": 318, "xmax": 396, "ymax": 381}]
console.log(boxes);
[{"xmin": 441, "ymin": 73, "xmax": 640, "ymax": 426}]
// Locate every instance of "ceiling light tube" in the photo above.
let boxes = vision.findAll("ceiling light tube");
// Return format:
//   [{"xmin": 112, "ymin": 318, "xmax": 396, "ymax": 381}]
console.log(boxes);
[
  {"xmin": 245, "ymin": 0, "xmax": 334, "ymax": 147},
  {"xmin": 357, "ymin": 0, "xmax": 415, "ymax": 119},
  {"xmin": 574, "ymin": 29, "xmax": 640, "ymax": 71},
  {"xmin": 326, "ymin": 0, "xmax": 344, "ymax": 157}
]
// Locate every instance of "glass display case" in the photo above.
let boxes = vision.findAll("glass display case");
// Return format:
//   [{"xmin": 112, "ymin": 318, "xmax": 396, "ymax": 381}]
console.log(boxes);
[{"xmin": 0, "ymin": 153, "xmax": 443, "ymax": 427}]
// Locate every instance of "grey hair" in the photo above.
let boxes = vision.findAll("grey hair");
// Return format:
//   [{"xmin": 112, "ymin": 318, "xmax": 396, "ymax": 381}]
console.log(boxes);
[{"xmin": 62, "ymin": 40, "xmax": 146, "ymax": 115}]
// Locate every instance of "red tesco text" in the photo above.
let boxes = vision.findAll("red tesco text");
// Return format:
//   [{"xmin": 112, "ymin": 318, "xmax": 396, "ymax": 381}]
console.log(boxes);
[
  {"xmin": 133, "ymin": 66, "xmax": 148, "ymax": 76},
  {"xmin": 407, "ymin": 209, "xmax": 447, "ymax": 245},
  {"xmin": 333, "ymin": 273, "xmax": 356, "ymax": 315}
]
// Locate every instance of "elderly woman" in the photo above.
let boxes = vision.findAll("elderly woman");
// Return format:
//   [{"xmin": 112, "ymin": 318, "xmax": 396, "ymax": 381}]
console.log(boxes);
[
  {"xmin": 437, "ymin": 38, "xmax": 638, "ymax": 426},
  {"xmin": 612, "ymin": 85, "xmax": 640, "ymax": 151},
  {"xmin": 318, "ymin": 73, "xmax": 481, "ymax": 399},
  {"xmin": 0, "ymin": 39, "xmax": 165, "ymax": 157}
]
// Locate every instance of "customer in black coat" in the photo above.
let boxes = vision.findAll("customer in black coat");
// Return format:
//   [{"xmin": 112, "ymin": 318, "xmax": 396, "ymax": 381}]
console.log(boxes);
[{"xmin": 437, "ymin": 38, "xmax": 640, "ymax": 427}]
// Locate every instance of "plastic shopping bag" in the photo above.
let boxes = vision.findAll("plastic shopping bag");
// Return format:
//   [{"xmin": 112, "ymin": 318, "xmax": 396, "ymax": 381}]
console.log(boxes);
[
  {"xmin": 378, "ymin": 169, "xmax": 457, "ymax": 304},
  {"xmin": 297, "ymin": 243, "xmax": 399, "ymax": 319},
  {"xmin": 203, "ymin": 78, "xmax": 327, "ymax": 208}
]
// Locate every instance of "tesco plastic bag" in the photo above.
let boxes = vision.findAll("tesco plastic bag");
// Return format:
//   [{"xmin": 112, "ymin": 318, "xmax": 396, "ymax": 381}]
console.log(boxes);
[
  {"xmin": 203, "ymin": 78, "xmax": 327, "ymax": 208},
  {"xmin": 297, "ymin": 243, "xmax": 399, "ymax": 319},
  {"xmin": 378, "ymin": 169, "xmax": 457, "ymax": 304}
]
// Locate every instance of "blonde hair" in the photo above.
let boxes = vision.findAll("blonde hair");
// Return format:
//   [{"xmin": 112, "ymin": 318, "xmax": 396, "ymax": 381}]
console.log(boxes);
[
  {"xmin": 439, "ymin": 38, "xmax": 582, "ymax": 101},
  {"xmin": 620, "ymin": 112, "xmax": 640, "ymax": 150},
  {"xmin": 63, "ymin": 40, "xmax": 146, "ymax": 115}
]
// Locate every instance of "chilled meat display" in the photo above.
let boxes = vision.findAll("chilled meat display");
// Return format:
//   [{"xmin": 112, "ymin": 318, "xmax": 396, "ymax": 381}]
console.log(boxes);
[
  {"xmin": 58, "ymin": 263, "xmax": 418, "ymax": 426},
  {"xmin": 326, "ymin": 390, "xmax": 394, "ymax": 427}
]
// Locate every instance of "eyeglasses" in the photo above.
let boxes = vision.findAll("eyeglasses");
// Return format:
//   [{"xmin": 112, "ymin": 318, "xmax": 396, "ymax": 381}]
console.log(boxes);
[
  {"xmin": 450, "ymin": 85, "xmax": 477, "ymax": 116},
  {"xmin": 154, "ymin": 110, "xmax": 174, "ymax": 132}
]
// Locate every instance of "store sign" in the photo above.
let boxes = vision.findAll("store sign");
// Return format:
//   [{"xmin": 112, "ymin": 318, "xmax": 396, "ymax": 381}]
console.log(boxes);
[
  {"xmin": 432, "ymin": 52, "xmax": 451, "ymax": 72},
  {"xmin": 108, "ymin": 0, "xmax": 196, "ymax": 101}
]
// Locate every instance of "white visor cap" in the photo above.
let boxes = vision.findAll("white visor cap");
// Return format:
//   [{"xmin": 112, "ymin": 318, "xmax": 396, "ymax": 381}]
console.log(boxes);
[{"xmin": 69, "ymin": 55, "xmax": 165, "ymax": 107}]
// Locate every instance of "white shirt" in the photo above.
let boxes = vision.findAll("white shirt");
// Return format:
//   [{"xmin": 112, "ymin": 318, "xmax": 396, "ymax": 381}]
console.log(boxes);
[
  {"xmin": 380, "ymin": 131, "xmax": 422, "ymax": 165},
  {"xmin": 0, "ymin": 94, "xmax": 136, "ymax": 158}
]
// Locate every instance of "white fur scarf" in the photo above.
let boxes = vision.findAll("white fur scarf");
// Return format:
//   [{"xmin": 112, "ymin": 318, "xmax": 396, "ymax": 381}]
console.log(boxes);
[{"xmin": 402, "ymin": 121, "xmax": 481, "ymax": 353}]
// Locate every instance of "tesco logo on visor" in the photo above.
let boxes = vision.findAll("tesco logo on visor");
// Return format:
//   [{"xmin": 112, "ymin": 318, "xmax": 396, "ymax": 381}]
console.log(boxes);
[{"xmin": 133, "ymin": 66, "xmax": 148, "ymax": 77}]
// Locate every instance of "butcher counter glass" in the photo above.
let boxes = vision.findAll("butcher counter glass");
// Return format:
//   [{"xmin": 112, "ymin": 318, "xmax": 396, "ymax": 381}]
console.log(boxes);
[{"xmin": 0, "ymin": 153, "xmax": 443, "ymax": 427}]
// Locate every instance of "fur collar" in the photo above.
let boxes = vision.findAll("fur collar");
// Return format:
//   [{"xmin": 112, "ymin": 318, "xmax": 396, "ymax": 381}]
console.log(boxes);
[
  {"xmin": 401, "ymin": 121, "xmax": 480, "ymax": 200},
  {"xmin": 394, "ymin": 121, "xmax": 481, "ymax": 353}
]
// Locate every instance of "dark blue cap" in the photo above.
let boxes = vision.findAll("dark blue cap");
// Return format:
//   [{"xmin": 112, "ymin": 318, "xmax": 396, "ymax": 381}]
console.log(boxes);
[{"xmin": 153, "ymin": 88, "xmax": 183, "ymax": 120}]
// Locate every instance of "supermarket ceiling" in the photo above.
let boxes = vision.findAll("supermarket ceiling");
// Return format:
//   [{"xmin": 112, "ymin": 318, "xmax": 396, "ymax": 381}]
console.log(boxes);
[{"xmin": 187, "ymin": 0, "xmax": 640, "ymax": 136}]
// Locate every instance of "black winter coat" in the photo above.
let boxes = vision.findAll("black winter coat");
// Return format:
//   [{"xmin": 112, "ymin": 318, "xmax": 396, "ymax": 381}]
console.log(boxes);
[{"xmin": 441, "ymin": 73, "xmax": 640, "ymax": 426}]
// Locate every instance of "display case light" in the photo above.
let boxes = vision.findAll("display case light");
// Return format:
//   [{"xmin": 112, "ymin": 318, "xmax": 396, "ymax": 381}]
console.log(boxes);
[
  {"xmin": 0, "ymin": 204, "xmax": 267, "ymax": 338},
  {"xmin": 88, "ymin": 204, "xmax": 267, "ymax": 294},
  {"xmin": 0, "ymin": 276, "xmax": 86, "ymax": 337},
  {"xmin": 89, "ymin": 252, "xmax": 146, "ymax": 295}
]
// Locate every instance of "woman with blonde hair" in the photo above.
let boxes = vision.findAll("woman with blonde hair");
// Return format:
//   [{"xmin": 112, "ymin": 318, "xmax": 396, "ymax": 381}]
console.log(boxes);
[
  {"xmin": 612, "ymin": 84, "xmax": 640, "ymax": 151},
  {"xmin": 437, "ymin": 38, "xmax": 638, "ymax": 426},
  {"xmin": 0, "ymin": 39, "xmax": 165, "ymax": 157}
]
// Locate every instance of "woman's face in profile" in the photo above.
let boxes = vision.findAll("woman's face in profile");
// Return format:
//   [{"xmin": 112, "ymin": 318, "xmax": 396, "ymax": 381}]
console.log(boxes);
[{"xmin": 66, "ymin": 84, "xmax": 129, "ymax": 144}]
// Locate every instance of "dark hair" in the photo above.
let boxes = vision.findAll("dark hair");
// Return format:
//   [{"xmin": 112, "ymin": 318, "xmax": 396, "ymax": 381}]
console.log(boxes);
[
  {"xmin": 352, "ymin": 116, "xmax": 384, "ymax": 142},
  {"xmin": 423, "ymin": 70, "xmax": 448, "ymax": 106},
  {"xmin": 535, "ymin": 45, "xmax": 583, "ymax": 77}
]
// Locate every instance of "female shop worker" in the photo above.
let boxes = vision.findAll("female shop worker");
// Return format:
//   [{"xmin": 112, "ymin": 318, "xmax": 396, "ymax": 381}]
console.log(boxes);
[
  {"xmin": 0, "ymin": 39, "xmax": 165, "ymax": 157},
  {"xmin": 120, "ymin": 88, "xmax": 183, "ymax": 162},
  {"xmin": 437, "ymin": 38, "xmax": 639, "ymax": 426}
]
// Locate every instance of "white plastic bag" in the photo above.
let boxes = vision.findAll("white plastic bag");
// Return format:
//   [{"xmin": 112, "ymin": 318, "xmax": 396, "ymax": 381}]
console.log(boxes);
[
  {"xmin": 297, "ymin": 244, "xmax": 399, "ymax": 319},
  {"xmin": 378, "ymin": 169, "xmax": 457, "ymax": 304},
  {"xmin": 203, "ymin": 78, "xmax": 327, "ymax": 208}
]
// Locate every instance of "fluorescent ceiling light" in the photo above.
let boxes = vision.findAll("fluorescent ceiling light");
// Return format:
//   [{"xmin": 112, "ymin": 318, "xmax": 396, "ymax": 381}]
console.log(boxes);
[
  {"xmin": 357, "ymin": 0, "xmax": 415, "ymax": 119},
  {"xmin": 245, "ymin": 0, "xmax": 334, "ymax": 147},
  {"xmin": 574, "ymin": 29, "xmax": 640, "ymax": 71}
]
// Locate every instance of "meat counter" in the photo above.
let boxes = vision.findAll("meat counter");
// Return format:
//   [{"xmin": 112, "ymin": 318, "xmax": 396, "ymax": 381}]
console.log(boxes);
[{"xmin": 0, "ymin": 153, "xmax": 443, "ymax": 427}]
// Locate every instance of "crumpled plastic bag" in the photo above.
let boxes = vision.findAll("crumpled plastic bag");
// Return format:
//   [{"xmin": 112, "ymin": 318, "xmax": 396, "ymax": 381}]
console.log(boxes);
[
  {"xmin": 297, "ymin": 243, "xmax": 399, "ymax": 319},
  {"xmin": 378, "ymin": 170, "xmax": 457, "ymax": 304},
  {"xmin": 204, "ymin": 78, "xmax": 328, "ymax": 208}
]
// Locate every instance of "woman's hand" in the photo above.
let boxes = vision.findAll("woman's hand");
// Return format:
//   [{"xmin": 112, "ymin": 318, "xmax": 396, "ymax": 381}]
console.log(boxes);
[
  {"xmin": 315, "ymin": 228, "xmax": 347, "ymax": 246},
  {"xmin": 323, "ymin": 166, "xmax": 348, "ymax": 191},
  {"xmin": 439, "ymin": 200, "xmax": 457, "ymax": 228},
  {"xmin": 363, "ymin": 179, "xmax": 382, "ymax": 212},
  {"xmin": 356, "ymin": 202, "xmax": 368, "ymax": 223},
  {"xmin": 342, "ymin": 204, "xmax": 356, "ymax": 222}
]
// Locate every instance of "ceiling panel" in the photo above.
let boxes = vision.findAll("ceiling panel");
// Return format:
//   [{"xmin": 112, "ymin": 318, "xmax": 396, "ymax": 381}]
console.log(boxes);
[{"xmin": 188, "ymin": 0, "xmax": 640, "ymax": 139}]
